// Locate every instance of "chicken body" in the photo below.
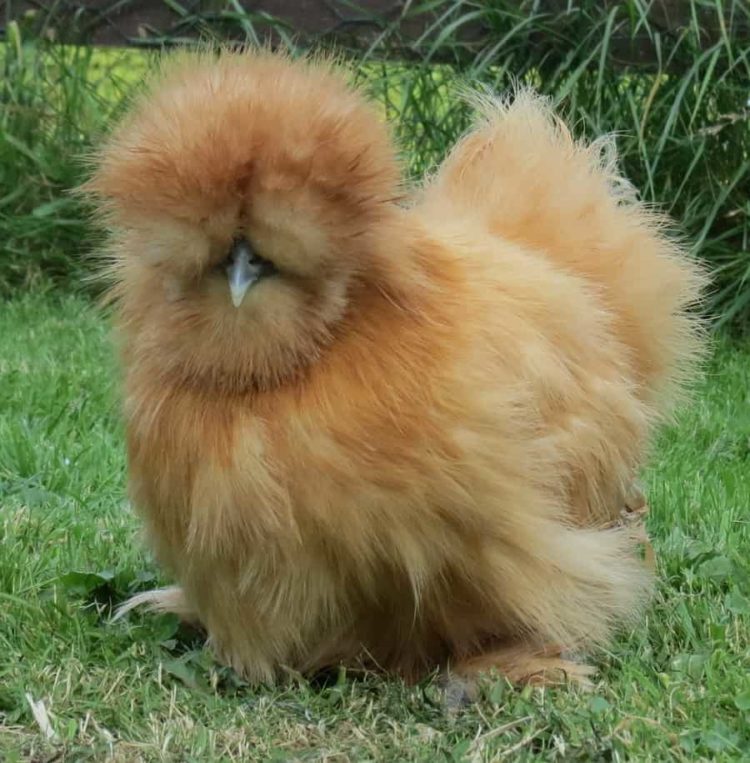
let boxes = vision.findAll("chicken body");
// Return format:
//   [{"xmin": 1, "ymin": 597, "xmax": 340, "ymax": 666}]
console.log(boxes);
[{"xmin": 90, "ymin": 52, "xmax": 704, "ymax": 684}]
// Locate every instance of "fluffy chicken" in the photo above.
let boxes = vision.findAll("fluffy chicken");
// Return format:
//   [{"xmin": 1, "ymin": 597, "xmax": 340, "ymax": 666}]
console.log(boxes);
[{"xmin": 87, "ymin": 50, "xmax": 704, "ymax": 686}]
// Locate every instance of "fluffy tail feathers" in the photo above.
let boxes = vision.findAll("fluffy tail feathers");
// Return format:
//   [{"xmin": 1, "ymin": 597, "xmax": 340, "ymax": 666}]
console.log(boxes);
[{"xmin": 420, "ymin": 90, "xmax": 706, "ymax": 407}]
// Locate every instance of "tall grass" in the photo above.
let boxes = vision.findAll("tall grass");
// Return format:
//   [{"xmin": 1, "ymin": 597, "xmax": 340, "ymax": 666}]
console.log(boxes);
[
  {"xmin": 0, "ymin": 26, "xmax": 149, "ymax": 291},
  {"xmin": 1, "ymin": 1, "xmax": 749, "ymax": 328}
]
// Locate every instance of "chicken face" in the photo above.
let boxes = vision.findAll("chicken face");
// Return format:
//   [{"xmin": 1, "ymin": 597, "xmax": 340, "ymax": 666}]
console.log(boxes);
[{"xmin": 85, "ymin": 50, "xmax": 402, "ymax": 390}]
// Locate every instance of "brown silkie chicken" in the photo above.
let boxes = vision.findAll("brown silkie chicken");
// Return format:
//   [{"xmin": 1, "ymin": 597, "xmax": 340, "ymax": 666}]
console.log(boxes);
[{"xmin": 87, "ymin": 50, "xmax": 705, "ymax": 687}]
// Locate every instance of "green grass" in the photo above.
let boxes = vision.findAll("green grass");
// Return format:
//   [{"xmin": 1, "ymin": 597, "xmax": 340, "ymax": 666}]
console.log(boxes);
[{"xmin": 0, "ymin": 291, "xmax": 749, "ymax": 761}]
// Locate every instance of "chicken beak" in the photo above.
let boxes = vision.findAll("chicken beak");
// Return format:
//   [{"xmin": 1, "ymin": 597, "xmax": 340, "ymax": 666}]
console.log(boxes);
[{"xmin": 226, "ymin": 238, "xmax": 260, "ymax": 308}]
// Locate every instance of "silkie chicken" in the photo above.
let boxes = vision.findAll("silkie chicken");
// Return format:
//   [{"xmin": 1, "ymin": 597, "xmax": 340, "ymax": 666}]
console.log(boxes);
[{"xmin": 87, "ymin": 50, "xmax": 705, "ymax": 687}]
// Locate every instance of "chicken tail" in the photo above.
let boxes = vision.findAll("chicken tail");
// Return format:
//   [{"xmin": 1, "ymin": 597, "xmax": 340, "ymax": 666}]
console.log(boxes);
[{"xmin": 421, "ymin": 90, "xmax": 706, "ymax": 406}]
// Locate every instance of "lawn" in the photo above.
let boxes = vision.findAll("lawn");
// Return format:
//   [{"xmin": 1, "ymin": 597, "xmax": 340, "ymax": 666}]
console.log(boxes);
[{"xmin": 0, "ymin": 291, "xmax": 748, "ymax": 761}]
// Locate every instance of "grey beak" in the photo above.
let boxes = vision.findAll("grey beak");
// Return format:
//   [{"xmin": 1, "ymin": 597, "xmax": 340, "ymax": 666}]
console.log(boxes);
[{"xmin": 226, "ymin": 238, "xmax": 262, "ymax": 308}]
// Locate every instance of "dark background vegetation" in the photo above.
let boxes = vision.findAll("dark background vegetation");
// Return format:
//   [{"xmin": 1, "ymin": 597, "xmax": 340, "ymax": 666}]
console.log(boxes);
[{"xmin": 1, "ymin": 1, "xmax": 749, "ymax": 328}]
